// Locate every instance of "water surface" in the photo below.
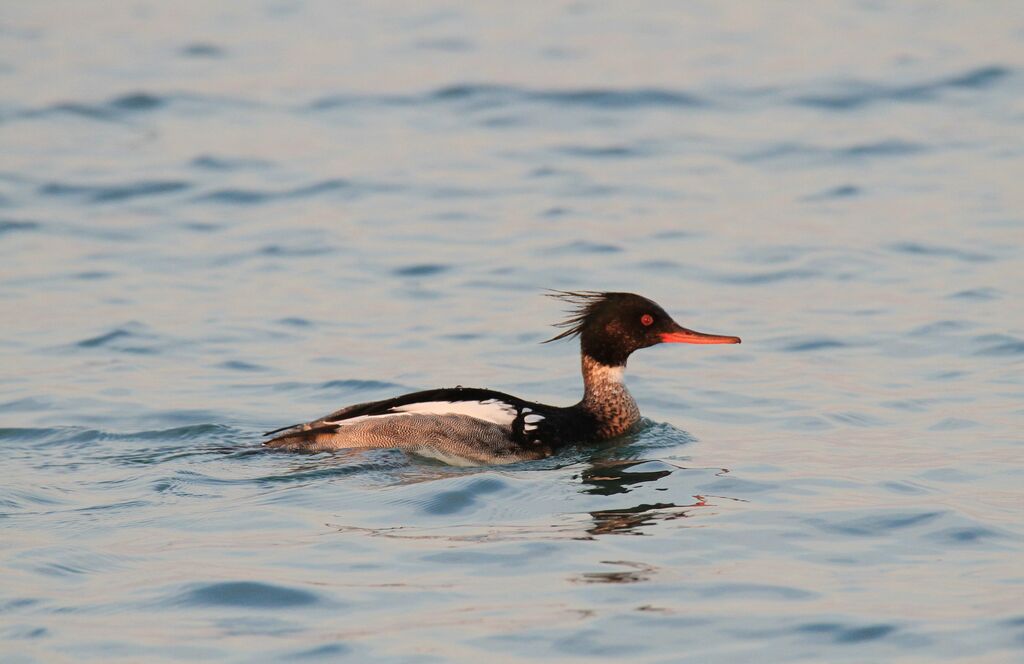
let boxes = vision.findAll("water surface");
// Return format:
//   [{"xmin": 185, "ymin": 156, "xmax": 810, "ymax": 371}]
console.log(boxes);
[{"xmin": 2, "ymin": 2, "xmax": 1023, "ymax": 662}]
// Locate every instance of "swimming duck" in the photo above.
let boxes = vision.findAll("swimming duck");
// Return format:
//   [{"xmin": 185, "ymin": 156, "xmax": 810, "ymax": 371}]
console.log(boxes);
[{"xmin": 264, "ymin": 291, "xmax": 740, "ymax": 464}]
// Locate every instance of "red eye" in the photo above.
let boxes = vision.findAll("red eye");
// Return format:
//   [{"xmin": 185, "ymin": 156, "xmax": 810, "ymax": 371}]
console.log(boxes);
[{"xmin": 641, "ymin": 314, "xmax": 654, "ymax": 326}]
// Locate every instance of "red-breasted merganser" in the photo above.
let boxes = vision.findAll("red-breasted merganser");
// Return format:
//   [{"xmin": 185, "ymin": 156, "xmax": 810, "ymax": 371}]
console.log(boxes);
[{"xmin": 264, "ymin": 291, "xmax": 740, "ymax": 464}]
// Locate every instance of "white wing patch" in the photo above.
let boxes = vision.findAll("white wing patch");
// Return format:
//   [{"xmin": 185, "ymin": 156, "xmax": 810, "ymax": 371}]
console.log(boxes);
[
  {"xmin": 324, "ymin": 399, "xmax": 519, "ymax": 429},
  {"xmin": 392, "ymin": 399, "xmax": 518, "ymax": 426},
  {"xmin": 323, "ymin": 413, "xmax": 395, "ymax": 427},
  {"xmin": 523, "ymin": 412, "xmax": 544, "ymax": 432}
]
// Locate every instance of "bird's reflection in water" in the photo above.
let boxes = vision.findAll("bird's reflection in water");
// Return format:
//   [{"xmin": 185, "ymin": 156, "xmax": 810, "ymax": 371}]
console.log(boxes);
[
  {"xmin": 587, "ymin": 498, "xmax": 706, "ymax": 536},
  {"xmin": 573, "ymin": 560, "xmax": 658, "ymax": 584},
  {"xmin": 578, "ymin": 458, "xmax": 727, "ymax": 536},
  {"xmin": 265, "ymin": 432, "xmax": 737, "ymax": 541},
  {"xmin": 579, "ymin": 459, "xmax": 675, "ymax": 496}
]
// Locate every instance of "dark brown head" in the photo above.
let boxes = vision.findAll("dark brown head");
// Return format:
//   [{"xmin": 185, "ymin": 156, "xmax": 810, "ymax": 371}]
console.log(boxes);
[{"xmin": 544, "ymin": 291, "xmax": 741, "ymax": 366}]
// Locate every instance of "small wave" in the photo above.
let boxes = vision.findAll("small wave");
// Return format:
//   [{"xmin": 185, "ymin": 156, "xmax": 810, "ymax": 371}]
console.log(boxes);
[
  {"xmin": 928, "ymin": 418, "xmax": 979, "ymax": 431},
  {"xmin": 74, "ymin": 270, "xmax": 114, "ymax": 280},
  {"xmin": 810, "ymin": 510, "xmax": 943, "ymax": 537},
  {"xmin": 16, "ymin": 91, "xmax": 167, "ymax": 123},
  {"xmin": 76, "ymin": 327, "xmax": 135, "ymax": 348},
  {"xmin": 780, "ymin": 416, "xmax": 833, "ymax": 431},
  {"xmin": 193, "ymin": 178, "xmax": 355, "ymax": 205},
  {"xmin": 888, "ymin": 242, "xmax": 994, "ymax": 263},
  {"xmin": 414, "ymin": 37, "xmax": 474, "ymax": 52},
  {"xmin": 311, "ymin": 68, "xmax": 1013, "ymax": 128},
  {"xmin": 840, "ymin": 140, "xmax": 925, "ymax": 158},
  {"xmin": 241, "ymin": 378, "xmax": 406, "ymax": 395},
  {"xmin": 275, "ymin": 317, "xmax": 313, "ymax": 327},
  {"xmin": 71, "ymin": 323, "xmax": 164, "ymax": 354},
  {"xmin": 718, "ymin": 269, "xmax": 820, "ymax": 285},
  {"xmin": 973, "ymin": 334, "xmax": 1024, "ymax": 356},
  {"xmin": 421, "ymin": 542, "xmax": 562, "ymax": 567},
  {"xmin": 792, "ymin": 65, "xmax": 1011, "ymax": 110},
  {"xmin": 803, "ymin": 184, "xmax": 862, "ymax": 201},
  {"xmin": 782, "ymin": 338, "xmax": 848, "ymax": 352},
  {"xmin": 0, "ymin": 427, "xmax": 95, "ymax": 446},
  {"xmin": 554, "ymin": 144, "xmax": 650, "ymax": 158},
  {"xmin": 739, "ymin": 245, "xmax": 810, "ymax": 264},
  {"xmin": 189, "ymin": 154, "xmax": 271, "ymax": 171},
  {"xmin": 929, "ymin": 526, "xmax": 1002, "ymax": 545},
  {"xmin": 393, "ymin": 263, "xmax": 450, "ymax": 277},
  {"xmin": 319, "ymin": 379, "xmax": 405, "ymax": 391},
  {"xmin": 417, "ymin": 476, "xmax": 508, "ymax": 515},
  {"xmin": 309, "ymin": 84, "xmax": 707, "ymax": 111},
  {"xmin": 172, "ymin": 581, "xmax": 321, "ymax": 609},
  {"xmin": 0, "ymin": 425, "xmax": 238, "ymax": 450},
  {"xmin": 948, "ymin": 287, "xmax": 1000, "ymax": 301},
  {"xmin": 108, "ymin": 92, "xmax": 163, "ymax": 111},
  {"xmin": 911, "ymin": 320, "xmax": 972, "ymax": 335},
  {"xmin": 743, "ymin": 140, "xmax": 925, "ymax": 164},
  {"xmin": 531, "ymin": 87, "xmax": 705, "ymax": 108},
  {"xmin": 124, "ymin": 423, "xmax": 238, "ymax": 441},
  {"xmin": 796, "ymin": 622, "xmax": 897, "ymax": 644},
  {"xmin": 0, "ymin": 219, "xmax": 41, "ymax": 235},
  {"xmin": 40, "ymin": 179, "xmax": 190, "ymax": 204},
  {"xmin": 0, "ymin": 395, "xmax": 58, "ymax": 415},
  {"xmin": 692, "ymin": 582, "xmax": 817, "ymax": 600},
  {"xmin": 31, "ymin": 550, "xmax": 128, "ymax": 578},
  {"xmin": 880, "ymin": 399, "xmax": 932, "ymax": 413},
  {"xmin": 258, "ymin": 244, "xmax": 335, "ymax": 258},
  {"xmin": 179, "ymin": 42, "xmax": 224, "ymax": 58},
  {"xmin": 634, "ymin": 259, "xmax": 682, "ymax": 272},
  {"xmin": 528, "ymin": 166, "xmax": 564, "ymax": 178},
  {"xmin": 543, "ymin": 241, "xmax": 623, "ymax": 255},
  {"xmin": 828, "ymin": 411, "xmax": 888, "ymax": 427},
  {"xmin": 695, "ymin": 475, "xmax": 779, "ymax": 496},
  {"xmin": 879, "ymin": 480, "xmax": 934, "ymax": 495},
  {"xmin": 11, "ymin": 90, "xmax": 259, "ymax": 124},
  {"xmin": 286, "ymin": 645, "xmax": 352, "ymax": 659},
  {"xmin": 216, "ymin": 360, "xmax": 268, "ymax": 372}
]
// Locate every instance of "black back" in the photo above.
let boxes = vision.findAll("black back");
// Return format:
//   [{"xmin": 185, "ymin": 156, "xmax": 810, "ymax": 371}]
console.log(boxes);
[{"xmin": 265, "ymin": 386, "xmax": 600, "ymax": 452}]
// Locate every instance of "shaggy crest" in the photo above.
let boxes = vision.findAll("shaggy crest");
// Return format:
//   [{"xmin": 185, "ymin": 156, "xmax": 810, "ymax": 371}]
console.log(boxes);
[{"xmin": 542, "ymin": 290, "xmax": 620, "ymax": 343}]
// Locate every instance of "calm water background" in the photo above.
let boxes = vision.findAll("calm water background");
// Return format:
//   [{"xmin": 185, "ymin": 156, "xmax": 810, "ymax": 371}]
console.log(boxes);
[{"xmin": 2, "ymin": 2, "xmax": 1024, "ymax": 662}]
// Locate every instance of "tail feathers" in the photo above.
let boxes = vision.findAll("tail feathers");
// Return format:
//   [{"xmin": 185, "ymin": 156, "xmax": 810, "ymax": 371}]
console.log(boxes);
[
  {"xmin": 264, "ymin": 402, "xmax": 362, "ymax": 437},
  {"xmin": 263, "ymin": 423, "xmax": 339, "ymax": 450},
  {"xmin": 263, "ymin": 422, "xmax": 302, "ymax": 437}
]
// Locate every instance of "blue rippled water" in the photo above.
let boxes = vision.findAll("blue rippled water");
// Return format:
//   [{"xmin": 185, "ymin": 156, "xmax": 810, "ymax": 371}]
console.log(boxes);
[{"xmin": 2, "ymin": 2, "xmax": 1023, "ymax": 662}]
